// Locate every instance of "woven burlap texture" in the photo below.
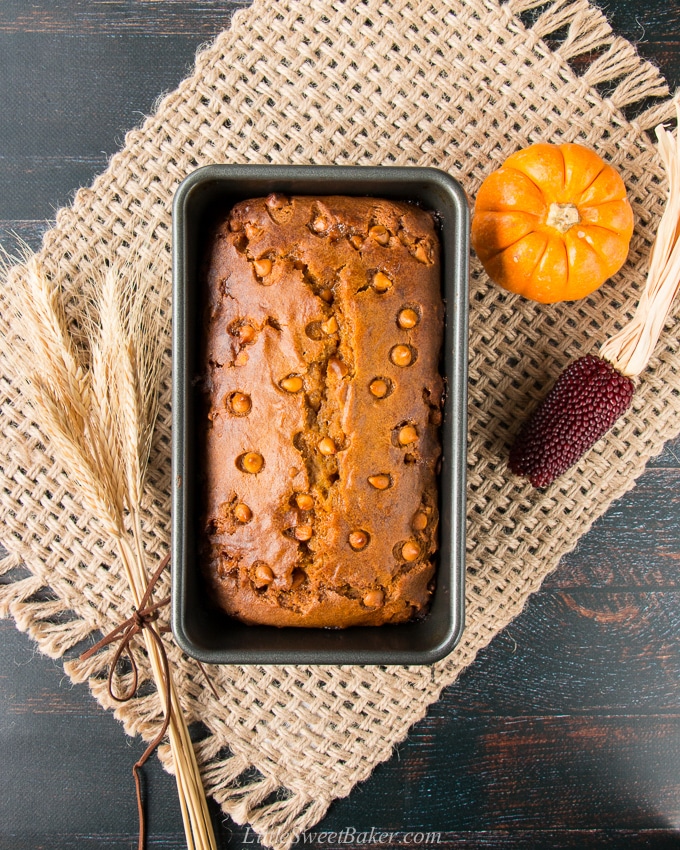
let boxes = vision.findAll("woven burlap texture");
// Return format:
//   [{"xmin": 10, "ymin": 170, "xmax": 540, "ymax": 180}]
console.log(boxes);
[{"xmin": 0, "ymin": 0, "xmax": 678, "ymax": 846}]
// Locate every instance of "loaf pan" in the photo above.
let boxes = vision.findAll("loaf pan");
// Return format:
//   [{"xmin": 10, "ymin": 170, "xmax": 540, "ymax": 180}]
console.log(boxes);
[{"xmin": 171, "ymin": 164, "xmax": 468, "ymax": 665}]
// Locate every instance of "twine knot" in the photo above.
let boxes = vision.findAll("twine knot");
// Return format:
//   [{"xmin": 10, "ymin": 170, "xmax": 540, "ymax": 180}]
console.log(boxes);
[
  {"xmin": 131, "ymin": 607, "xmax": 149, "ymax": 629},
  {"xmin": 80, "ymin": 553, "xmax": 172, "ymax": 850}
]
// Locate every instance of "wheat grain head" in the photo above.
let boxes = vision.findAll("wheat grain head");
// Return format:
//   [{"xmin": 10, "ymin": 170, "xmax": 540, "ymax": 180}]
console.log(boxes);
[
  {"xmin": 87, "ymin": 262, "xmax": 168, "ymax": 513},
  {"xmin": 6, "ymin": 252, "xmax": 92, "ymax": 434}
]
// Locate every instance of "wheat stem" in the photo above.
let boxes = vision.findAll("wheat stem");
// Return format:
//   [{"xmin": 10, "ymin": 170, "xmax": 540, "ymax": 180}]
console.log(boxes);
[{"xmin": 118, "ymin": 532, "xmax": 215, "ymax": 849}]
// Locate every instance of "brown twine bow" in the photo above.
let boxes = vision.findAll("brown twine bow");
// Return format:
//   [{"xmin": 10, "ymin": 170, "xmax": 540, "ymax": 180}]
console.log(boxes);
[{"xmin": 80, "ymin": 553, "xmax": 171, "ymax": 850}]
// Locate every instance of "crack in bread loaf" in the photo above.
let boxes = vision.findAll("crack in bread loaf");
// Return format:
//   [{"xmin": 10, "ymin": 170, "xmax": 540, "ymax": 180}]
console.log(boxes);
[{"xmin": 201, "ymin": 194, "xmax": 444, "ymax": 627}]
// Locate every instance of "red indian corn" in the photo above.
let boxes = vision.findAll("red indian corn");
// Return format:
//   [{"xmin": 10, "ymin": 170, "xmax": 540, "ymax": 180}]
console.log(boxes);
[{"xmin": 509, "ymin": 354, "xmax": 634, "ymax": 488}]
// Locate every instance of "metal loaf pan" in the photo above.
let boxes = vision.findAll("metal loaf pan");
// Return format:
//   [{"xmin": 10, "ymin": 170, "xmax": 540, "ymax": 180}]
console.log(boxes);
[{"xmin": 171, "ymin": 165, "xmax": 468, "ymax": 665}]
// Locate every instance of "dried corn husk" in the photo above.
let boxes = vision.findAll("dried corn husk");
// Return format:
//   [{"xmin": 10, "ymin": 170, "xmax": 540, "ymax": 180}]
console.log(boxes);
[{"xmin": 601, "ymin": 100, "xmax": 680, "ymax": 376}]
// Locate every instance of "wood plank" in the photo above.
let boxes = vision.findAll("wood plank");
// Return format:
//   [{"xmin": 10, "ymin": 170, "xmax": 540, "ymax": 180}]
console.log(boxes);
[
  {"xmin": 445, "ymin": 591, "xmax": 680, "ymax": 714},
  {"xmin": 0, "ymin": 1, "xmax": 247, "ymax": 37},
  {"xmin": 0, "ymin": 31, "xmax": 222, "ymax": 219},
  {"xmin": 546, "ymin": 469, "xmax": 680, "ymax": 588},
  {"xmin": 0, "ymin": 620, "xmax": 185, "ymax": 841},
  {"xmin": 592, "ymin": 1, "xmax": 680, "ymax": 84},
  {"xmin": 0, "ymin": 220, "xmax": 51, "ymax": 253},
  {"xmin": 644, "ymin": 434, "xmax": 680, "ymax": 469},
  {"xmin": 313, "ymin": 714, "xmax": 680, "ymax": 832},
  {"xmin": 16, "ymin": 830, "xmax": 680, "ymax": 850},
  {"xmin": 0, "ymin": 34, "xmax": 204, "ymax": 158},
  {"xmin": 2, "ymin": 613, "xmax": 680, "ymax": 846},
  {"xmin": 0, "ymin": 160, "xmax": 109, "ymax": 222}
]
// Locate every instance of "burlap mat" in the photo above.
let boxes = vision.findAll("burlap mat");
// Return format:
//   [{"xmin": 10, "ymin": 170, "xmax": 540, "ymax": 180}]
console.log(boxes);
[{"xmin": 0, "ymin": 0, "xmax": 678, "ymax": 846}]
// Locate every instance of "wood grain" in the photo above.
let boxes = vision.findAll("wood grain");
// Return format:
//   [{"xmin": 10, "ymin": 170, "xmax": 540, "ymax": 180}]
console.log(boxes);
[
  {"xmin": 0, "ymin": 1, "xmax": 249, "ymax": 36},
  {"xmin": 0, "ymin": 1, "xmax": 679, "ymax": 848}
]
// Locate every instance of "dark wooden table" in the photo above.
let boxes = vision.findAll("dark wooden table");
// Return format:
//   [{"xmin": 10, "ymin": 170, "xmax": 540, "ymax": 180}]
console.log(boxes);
[{"xmin": 1, "ymin": 2, "xmax": 679, "ymax": 848}]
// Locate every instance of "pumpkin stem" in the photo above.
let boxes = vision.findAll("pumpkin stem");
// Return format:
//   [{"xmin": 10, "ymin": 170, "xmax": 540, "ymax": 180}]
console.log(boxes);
[{"xmin": 546, "ymin": 202, "xmax": 581, "ymax": 233}]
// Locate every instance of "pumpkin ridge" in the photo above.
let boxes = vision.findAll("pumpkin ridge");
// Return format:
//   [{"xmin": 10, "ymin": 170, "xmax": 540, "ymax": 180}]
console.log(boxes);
[
  {"xmin": 561, "ymin": 144, "xmax": 610, "ymax": 200},
  {"xmin": 558, "ymin": 145, "xmax": 567, "ymax": 196},
  {"xmin": 573, "ymin": 223, "xmax": 630, "ymax": 265},
  {"xmin": 486, "ymin": 229, "xmax": 538, "ymax": 260},
  {"xmin": 564, "ymin": 230, "xmax": 609, "ymax": 296},
  {"xmin": 505, "ymin": 165, "xmax": 546, "ymax": 200},
  {"xmin": 574, "ymin": 163, "xmax": 607, "ymax": 204},
  {"xmin": 564, "ymin": 238, "xmax": 572, "ymax": 296},
  {"xmin": 577, "ymin": 215, "xmax": 630, "ymax": 238},
  {"xmin": 475, "ymin": 205, "xmax": 542, "ymax": 218},
  {"xmin": 526, "ymin": 232, "xmax": 553, "ymax": 288}
]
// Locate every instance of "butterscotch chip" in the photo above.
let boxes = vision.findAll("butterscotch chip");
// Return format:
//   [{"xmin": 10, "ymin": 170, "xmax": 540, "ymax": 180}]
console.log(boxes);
[
  {"xmin": 253, "ymin": 563, "xmax": 274, "ymax": 586},
  {"xmin": 229, "ymin": 392, "xmax": 252, "ymax": 415},
  {"xmin": 413, "ymin": 242, "xmax": 430, "ymax": 264},
  {"xmin": 294, "ymin": 524, "xmax": 313, "ymax": 541},
  {"xmin": 363, "ymin": 589, "xmax": 385, "ymax": 608},
  {"xmin": 311, "ymin": 216, "xmax": 328, "ymax": 232},
  {"xmin": 398, "ymin": 425, "xmax": 418, "ymax": 445},
  {"xmin": 295, "ymin": 493, "xmax": 314, "ymax": 511},
  {"xmin": 349, "ymin": 530, "xmax": 370, "ymax": 550},
  {"xmin": 253, "ymin": 258, "xmax": 273, "ymax": 277},
  {"xmin": 235, "ymin": 351, "xmax": 249, "ymax": 366},
  {"xmin": 291, "ymin": 568, "xmax": 306, "ymax": 588},
  {"xmin": 319, "ymin": 288, "xmax": 334, "ymax": 303},
  {"xmin": 402, "ymin": 540, "xmax": 421, "ymax": 561},
  {"xmin": 234, "ymin": 503, "xmax": 252, "ymax": 523},
  {"xmin": 368, "ymin": 474, "xmax": 392, "ymax": 490},
  {"xmin": 349, "ymin": 233, "xmax": 364, "ymax": 249},
  {"xmin": 266, "ymin": 193, "xmax": 289, "ymax": 211},
  {"xmin": 369, "ymin": 224, "xmax": 390, "ymax": 245},
  {"xmin": 280, "ymin": 375, "xmax": 303, "ymax": 393},
  {"xmin": 412, "ymin": 511, "xmax": 428, "ymax": 531},
  {"xmin": 318, "ymin": 436, "xmax": 337, "ymax": 455},
  {"xmin": 237, "ymin": 324, "xmax": 256, "ymax": 344},
  {"xmin": 397, "ymin": 308, "xmax": 419, "ymax": 329},
  {"xmin": 373, "ymin": 271, "xmax": 393, "ymax": 293},
  {"xmin": 390, "ymin": 344, "xmax": 413, "ymax": 367},
  {"xmin": 328, "ymin": 356, "xmax": 348, "ymax": 379},
  {"xmin": 369, "ymin": 378, "xmax": 390, "ymax": 398},
  {"xmin": 239, "ymin": 452, "xmax": 264, "ymax": 474},
  {"xmin": 321, "ymin": 315, "xmax": 339, "ymax": 335}
]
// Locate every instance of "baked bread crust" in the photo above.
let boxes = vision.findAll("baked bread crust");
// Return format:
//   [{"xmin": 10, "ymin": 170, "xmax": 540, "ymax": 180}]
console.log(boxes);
[{"xmin": 202, "ymin": 194, "xmax": 444, "ymax": 627}]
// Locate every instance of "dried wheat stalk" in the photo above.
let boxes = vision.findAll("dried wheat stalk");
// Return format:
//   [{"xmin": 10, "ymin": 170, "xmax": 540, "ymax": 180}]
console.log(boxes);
[{"xmin": 5, "ymin": 250, "xmax": 216, "ymax": 850}]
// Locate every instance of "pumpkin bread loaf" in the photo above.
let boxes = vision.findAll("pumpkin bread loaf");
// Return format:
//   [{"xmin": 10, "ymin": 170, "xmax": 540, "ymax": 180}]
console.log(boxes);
[{"xmin": 202, "ymin": 194, "xmax": 444, "ymax": 627}]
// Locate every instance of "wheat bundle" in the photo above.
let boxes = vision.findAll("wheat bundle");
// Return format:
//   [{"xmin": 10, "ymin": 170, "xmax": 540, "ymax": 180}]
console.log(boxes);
[{"xmin": 4, "ymin": 250, "xmax": 216, "ymax": 850}]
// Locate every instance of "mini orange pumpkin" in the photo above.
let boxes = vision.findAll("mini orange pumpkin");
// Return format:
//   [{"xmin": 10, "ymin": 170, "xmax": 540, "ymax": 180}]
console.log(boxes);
[{"xmin": 471, "ymin": 142, "xmax": 634, "ymax": 303}]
